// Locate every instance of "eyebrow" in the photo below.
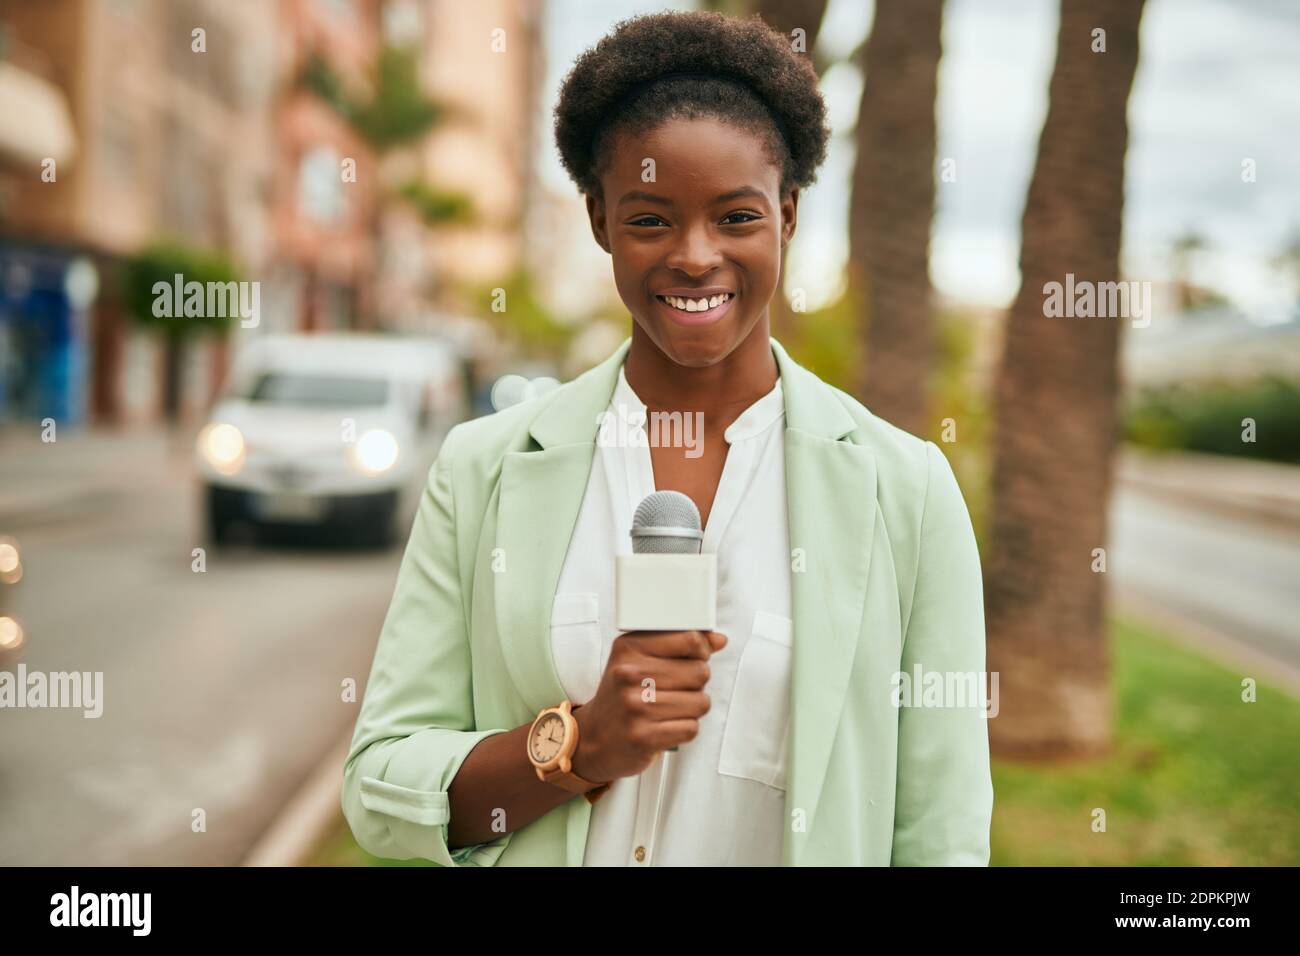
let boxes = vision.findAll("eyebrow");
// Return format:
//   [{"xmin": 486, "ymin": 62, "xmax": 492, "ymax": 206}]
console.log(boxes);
[{"xmin": 616, "ymin": 186, "xmax": 768, "ymax": 208}]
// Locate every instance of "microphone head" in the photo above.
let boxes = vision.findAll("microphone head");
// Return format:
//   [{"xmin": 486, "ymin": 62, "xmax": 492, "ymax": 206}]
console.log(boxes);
[{"xmin": 631, "ymin": 490, "xmax": 703, "ymax": 554}]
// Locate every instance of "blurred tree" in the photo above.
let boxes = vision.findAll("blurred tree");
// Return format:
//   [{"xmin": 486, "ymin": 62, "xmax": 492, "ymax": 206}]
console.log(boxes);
[
  {"xmin": 1169, "ymin": 229, "xmax": 1228, "ymax": 312},
  {"xmin": 750, "ymin": 0, "xmax": 829, "ymax": 342},
  {"xmin": 984, "ymin": 0, "xmax": 1147, "ymax": 759},
  {"xmin": 396, "ymin": 180, "xmax": 475, "ymax": 228},
  {"xmin": 777, "ymin": 283, "xmax": 860, "ymax": 395},
  {"xmin": 699, "ymin": 0, "xmax": 750, "ymax": 16},
  {"xmin": 1170, "ymin": 230, "xmax": 1207, "ymax": 312},
  {"xmin": 1125, "ymin": 377, "xmax": 1300, "ymax": 464},
  {"xmin": 300, "ymin": 44, "xmax": 474, "ymax": 323},
  {"xmin": 301, "ymin": 45, "xmax": 442, "ymax": 150},
  {"xmin": 462, "ymin": 266, "xmax": 578, "ymax": 360},
  {"xmin": 754, "ymin": 0, "xmax": 829, "ymax": 70},
  {"xmin": 347, "ymin": 46, "xmax": 442, "ymax": 150},
  {"xmin": 849, "ymin": 0, "xmax": 944, "ymax": 437},
  {"xmin": 121, "ymin": 241, "xmax": 241, "ymax": 424}
]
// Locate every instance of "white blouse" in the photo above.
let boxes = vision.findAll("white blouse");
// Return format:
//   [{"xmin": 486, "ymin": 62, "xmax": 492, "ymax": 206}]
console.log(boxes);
[{"xmin": 549, "ymin": 357, "xmax": 794, "ymax": 865}]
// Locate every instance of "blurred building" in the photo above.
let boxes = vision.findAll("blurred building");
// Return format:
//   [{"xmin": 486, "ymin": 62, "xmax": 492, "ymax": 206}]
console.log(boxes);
[
  {"xmin": 272, "ymin": 0, "xmax": 382, "ymax": 336},
  {"xmin": 0, "ymin": 0, "xmax": 279, "ymax": 425},
  {"xmin": 1122, "ymin": 305, "xmax": 1300, "ymax": 389},
  {"xmin": 0, "ymin": 0, "xmax": 127, "ymax": 424},
  {"xmin": 0, "ymin": 0, "xmax": 546, "ymax": 428},
  {"xmin": 422, "ymin": 0, "xmax": 541, "ymax": 296},
  {"xmin": 386, "ymin": 0, "xmax": 544, "ymax": 332}
]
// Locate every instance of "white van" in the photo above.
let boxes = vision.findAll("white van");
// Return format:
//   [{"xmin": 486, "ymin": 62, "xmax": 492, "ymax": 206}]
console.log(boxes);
[{"xmin": 195, "ymin": 333, "xmax": 466, "ymax": 546}]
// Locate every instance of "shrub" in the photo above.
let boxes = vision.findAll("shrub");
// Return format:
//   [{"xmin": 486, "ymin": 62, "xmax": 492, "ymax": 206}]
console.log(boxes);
[{"xmin": 1124, "ymin": 376, "xmax": 1300, "ymax": 464}]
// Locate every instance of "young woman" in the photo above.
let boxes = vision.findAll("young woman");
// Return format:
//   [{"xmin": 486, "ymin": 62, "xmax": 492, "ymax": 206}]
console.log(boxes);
[{"xmin": 342, "ymin": 10, "xmax": 992, "ymax": 867}]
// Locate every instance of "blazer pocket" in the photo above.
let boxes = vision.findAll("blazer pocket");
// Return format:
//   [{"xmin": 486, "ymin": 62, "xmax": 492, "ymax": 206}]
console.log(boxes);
[
  {"xmin": 718, "ymin": 609, "xmax": 794, "ymax": 791},
  {"xmin": 550, "ymin": 591, "xmax": 602, "ymax": 703}
]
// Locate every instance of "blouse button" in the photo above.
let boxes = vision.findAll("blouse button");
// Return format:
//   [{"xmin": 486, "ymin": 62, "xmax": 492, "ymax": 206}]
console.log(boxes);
[{"xmin": 634, "ymin": 846, "xmax": 646, "ymax": 862}]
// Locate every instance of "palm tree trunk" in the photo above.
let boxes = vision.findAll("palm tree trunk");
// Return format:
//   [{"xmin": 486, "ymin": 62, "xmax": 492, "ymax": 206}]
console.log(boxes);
[
  {"xmin": 849, "ymin": 0, "xmax": 944, "ymax": 436},
  {"xmin": 754, "ymin": 0, "xmax": 828, "ymax": 60},
  {"xmin": 753, "ymin": 0, "xmax": 828, "ymax": 342},
  {"xmin": 985, "ymin": 0, "xmax": 1146, "ymax": 759}
]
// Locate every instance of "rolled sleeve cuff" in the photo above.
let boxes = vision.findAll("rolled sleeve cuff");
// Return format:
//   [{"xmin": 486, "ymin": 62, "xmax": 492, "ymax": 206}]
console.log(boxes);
[{"xmin": 352, "ymin": 727, "xmax": 514, "ymax": 867}]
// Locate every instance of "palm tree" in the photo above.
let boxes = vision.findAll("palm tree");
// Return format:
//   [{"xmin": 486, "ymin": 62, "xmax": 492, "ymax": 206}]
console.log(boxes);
[
  {"xmin": 984, "ymin": 0, "xmax": 1147, "ymax": 759},
  {"xmin": 755, "ymin": 0, "xmax": 829, "ymax": 69},
  {"xmin": 849, "ymin": 0, "xmax": 945, "ymax": 437},
  {"xmin": 751, "ymin": 0, "xmax": 829, "ymax": 342}
]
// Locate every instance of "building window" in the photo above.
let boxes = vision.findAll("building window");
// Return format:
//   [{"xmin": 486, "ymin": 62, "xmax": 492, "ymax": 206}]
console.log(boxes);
[
  {"xmin": 298, "ymin": 146, "xmax": 346, "ymax": 225},
  {"xmin": 98, "ymin": 108, "xmax": 138, "ymax": 185}
]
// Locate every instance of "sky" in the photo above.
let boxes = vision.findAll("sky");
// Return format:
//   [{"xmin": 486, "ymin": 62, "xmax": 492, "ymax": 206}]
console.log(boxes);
[{"xmin": 538, "ymin": 0, "xmax": 1300, "ymax": 321}]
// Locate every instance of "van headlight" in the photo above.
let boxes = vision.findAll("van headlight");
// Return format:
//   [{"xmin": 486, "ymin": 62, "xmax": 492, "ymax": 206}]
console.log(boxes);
[
  {"xmin": 350, "ymin": 429, "xmax": 400, "ymax": 475},
  {"xmin": 199, "ymin": 423, "xmax": 246, "ymax": 475}
]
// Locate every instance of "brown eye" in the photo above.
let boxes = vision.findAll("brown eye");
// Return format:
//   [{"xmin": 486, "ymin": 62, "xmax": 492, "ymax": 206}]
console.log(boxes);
[
  {"xmin": 629, "ymin": 216, "xmax": 667, "ymax": 227},
  {"xmin": 722, "ymin": 212, "xmax": 760, "ymax": 224}
]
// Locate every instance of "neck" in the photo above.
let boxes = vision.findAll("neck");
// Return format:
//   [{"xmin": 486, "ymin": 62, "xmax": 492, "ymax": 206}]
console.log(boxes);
[{"xmin": 624, "ymin": 314, "xmax": 778, "ymax": 422}]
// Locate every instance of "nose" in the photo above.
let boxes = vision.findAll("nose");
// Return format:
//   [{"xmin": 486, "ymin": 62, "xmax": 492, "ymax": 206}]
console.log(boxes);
[{"xmin": 664, "ymin": 221, "xmax": 724, "ymax": 278}]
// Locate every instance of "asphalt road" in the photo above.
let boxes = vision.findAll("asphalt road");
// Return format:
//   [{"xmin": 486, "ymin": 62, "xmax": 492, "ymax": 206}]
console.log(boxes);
[
  {"xmin": 1109, "ymin": 484, "xmax": 1300, "ymax": 675},
  {"xmin": 0, "ymin": 429, "xmax": 437, "ymax": 865}
]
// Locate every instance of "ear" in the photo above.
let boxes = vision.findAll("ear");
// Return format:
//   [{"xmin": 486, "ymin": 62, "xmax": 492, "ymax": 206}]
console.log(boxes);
[
  {"xmin": 585, "ymin": 191, "xmax": 611, "ymax": 254},
  {"xmin": 780, "ymin": 187, "xmax": 800, "ymax": 250}
]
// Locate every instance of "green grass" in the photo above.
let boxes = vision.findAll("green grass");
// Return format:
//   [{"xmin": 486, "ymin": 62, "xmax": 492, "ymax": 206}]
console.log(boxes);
[
  {"xmin": 990, "ymin": 615, "xmax": 1300, "ymax": 866},
  {"xmin": 307, "ymin": 614, "xmax": 1300, "ymax": 866}
]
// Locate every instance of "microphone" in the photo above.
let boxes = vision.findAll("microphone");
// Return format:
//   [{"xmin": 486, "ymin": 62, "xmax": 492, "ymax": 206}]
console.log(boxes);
[
  {"xmin": 617, "ymin": 491, "xmax": 717, "ymax": 630},
  {"xmin": 617, "ymin": 491, "xmax": 717, "ymax": 753},
  {"xmin": 630, "ymin": 491, "xmax": 704, "ymax": 555}
]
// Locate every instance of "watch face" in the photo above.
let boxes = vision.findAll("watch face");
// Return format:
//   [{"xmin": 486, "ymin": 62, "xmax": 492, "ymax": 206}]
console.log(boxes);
[{"xmin": 530, "ymin": 712, "xmax": 566, "ymax": 764}]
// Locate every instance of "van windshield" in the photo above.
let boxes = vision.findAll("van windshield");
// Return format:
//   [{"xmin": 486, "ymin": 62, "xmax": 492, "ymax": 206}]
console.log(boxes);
[{"xmin": 246, "ymin": 372, "xmax": 389, "ymax": 407}]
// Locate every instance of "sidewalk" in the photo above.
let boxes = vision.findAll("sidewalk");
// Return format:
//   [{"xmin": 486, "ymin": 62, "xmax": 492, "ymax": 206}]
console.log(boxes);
[{"xmin": 1116, "ymin": 448, "xmax": 1300, "ymax": 530}]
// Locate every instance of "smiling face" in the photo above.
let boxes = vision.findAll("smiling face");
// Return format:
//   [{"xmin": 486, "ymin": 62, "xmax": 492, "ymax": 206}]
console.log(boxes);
[{"xmin": 586, "ymin": 115, "xmax": 799, "ymax": 368}]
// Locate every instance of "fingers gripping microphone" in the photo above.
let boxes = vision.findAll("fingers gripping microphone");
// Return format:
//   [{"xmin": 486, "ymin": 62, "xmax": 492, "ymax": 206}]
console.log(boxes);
[{"xmin": 618, "ymin": 491, "xmax": 718, "ymax": 755}]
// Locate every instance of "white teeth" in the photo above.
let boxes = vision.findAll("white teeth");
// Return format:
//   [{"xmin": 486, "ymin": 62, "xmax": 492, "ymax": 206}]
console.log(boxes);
[{"xmin": 661, "ymin": 293, "xmax": 731, "ymax": 312}]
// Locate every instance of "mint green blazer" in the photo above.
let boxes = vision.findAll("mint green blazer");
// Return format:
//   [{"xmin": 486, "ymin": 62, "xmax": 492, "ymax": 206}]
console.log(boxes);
[{"xmin": 342, "ymin": 335, "xmax": 993, "ymax": 866}]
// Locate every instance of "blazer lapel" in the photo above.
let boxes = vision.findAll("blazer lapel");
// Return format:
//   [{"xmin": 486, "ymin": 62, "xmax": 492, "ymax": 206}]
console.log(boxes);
[
  {"xmin": 771, "ymin": 339, "xmax": 878, "ymax": 866},
  {"xmin": 493, "ymin": 337, "xmax": 632, "ymax": 722}
]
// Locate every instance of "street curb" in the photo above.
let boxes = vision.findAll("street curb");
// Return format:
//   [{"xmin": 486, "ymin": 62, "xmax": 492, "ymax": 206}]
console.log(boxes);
[
  {"xmin": 242, "ymin": 732, "xmax": 352, "ymax": 867},
  {"xmin": 1116, "ymin": 472, "xmax": 1300, "ymax": 532}
]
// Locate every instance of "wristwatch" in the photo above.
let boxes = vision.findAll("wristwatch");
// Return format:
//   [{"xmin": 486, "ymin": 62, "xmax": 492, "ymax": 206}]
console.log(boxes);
[{"xmin": 527, "ymin": 700, "xmax": 611, "ymax": 804}]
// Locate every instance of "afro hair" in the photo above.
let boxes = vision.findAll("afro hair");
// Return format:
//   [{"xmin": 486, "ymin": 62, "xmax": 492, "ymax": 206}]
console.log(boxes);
[{"xmin": 553, "ymin": 10, "xmax": 830, "ymax": 200}]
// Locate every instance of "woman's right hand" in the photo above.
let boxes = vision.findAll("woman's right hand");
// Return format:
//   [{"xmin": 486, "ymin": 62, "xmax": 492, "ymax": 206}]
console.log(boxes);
[{"xmin": 571, "ymin": 628, "xmax": 727, "ymax": 783}]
